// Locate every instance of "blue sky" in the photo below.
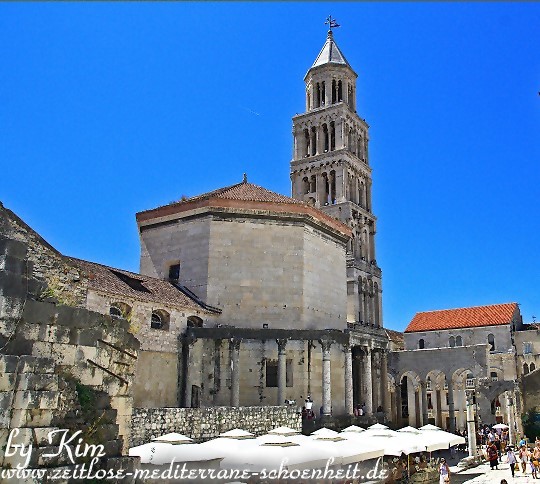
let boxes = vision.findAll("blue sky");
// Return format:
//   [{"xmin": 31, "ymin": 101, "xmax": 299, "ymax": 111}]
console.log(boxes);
[{"xmin": 1, "ymin": 3, "xmax": 539, "ymax": 331}]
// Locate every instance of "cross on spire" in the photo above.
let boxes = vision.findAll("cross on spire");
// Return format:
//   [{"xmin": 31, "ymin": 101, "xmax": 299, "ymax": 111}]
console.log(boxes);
[{"xmin": 325, "ymin": 15, "xmax": 340, "ymax": 32}]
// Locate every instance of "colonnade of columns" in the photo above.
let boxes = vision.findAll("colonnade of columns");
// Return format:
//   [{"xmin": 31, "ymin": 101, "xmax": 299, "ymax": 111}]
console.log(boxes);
[
  {"xmin": 293, "ymin": 120, "xmax": 368, "ymax": 162},
  {"xmin": 306, "ymin": 77, "xmax": 352, "ymax": 111},
  {"xmin": 183, "ymin": 337, "xmax": 388, "ymax": 417}
]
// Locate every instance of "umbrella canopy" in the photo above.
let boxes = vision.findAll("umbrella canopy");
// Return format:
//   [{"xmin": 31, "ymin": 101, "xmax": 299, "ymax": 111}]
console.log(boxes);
[
  {"xmin": 341, "ymin": 425, "xmax": 365, "ymax": 433},
  {"xmin": 368, "ymin": 423, "xmax": 389, "ymax": 430},
  {"xmin": 419, "ymin": 424, "xmax": 441, "ymax": 431},
  {"xmin": 152, "ymin": 432, "xmax": 193, "ymax": 444},
  {"xmin": 129, "ymin": 442, "xmax": 225, "ymax": 465},
  {"xmin": 267, "ymin": 426, "xmax": 301, "ymax": 436},
  {"xmin": 397, "ymin": 426, "xmax": 421, "ymax": 434},
  {"xmin": 219, "ymin": 429, "xmax": 255, "ymax": 439},
  {"xmin": 418, "ymin": 428, "xmax": 465, "ymax": 449},
  {"xmin": 493, "ymin": 423, "xmax": 509, "ymax": 429},
  {"xmin": 311, "ymin": 427, "xmax": 340, "ymax": 437}
]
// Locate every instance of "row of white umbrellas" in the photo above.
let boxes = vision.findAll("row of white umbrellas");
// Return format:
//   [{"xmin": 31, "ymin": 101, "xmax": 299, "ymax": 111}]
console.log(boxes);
[{"xmin": 129, "ymin": 423, "xmax": 465, "ymax": 472}]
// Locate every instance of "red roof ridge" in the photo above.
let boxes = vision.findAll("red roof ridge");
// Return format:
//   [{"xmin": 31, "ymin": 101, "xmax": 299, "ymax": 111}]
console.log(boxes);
[
  {"xmin": 416, "ymin": 302, "xmax": 518, "ymax": 315},
  {"xmin": 405, "ymin": 302, "xmax": 519, "ymax": 333}
]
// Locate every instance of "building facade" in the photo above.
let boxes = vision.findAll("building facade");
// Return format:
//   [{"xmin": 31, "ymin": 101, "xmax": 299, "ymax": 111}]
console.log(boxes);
[{"xmin": 389, "ymin": 303, "xmax": 524, "ymax": 435}]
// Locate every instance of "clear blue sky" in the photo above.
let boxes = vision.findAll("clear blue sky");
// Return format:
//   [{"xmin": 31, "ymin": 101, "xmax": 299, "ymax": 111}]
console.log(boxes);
[{"xmin": 1, "ymin": 3, "xmax": 539, "ymax": 331}]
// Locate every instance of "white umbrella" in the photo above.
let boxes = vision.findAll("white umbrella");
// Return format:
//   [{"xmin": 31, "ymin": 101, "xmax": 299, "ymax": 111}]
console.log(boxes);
[
  {"xmin": 397, "ymin": 426, "xmax": 421, "ymax": 434},
  {"xmin": 341, "ymin": 425, "xmax": 365, "ymax": 433},
  {"xmin": 493, "ymin": 423, "xmax": 509, "ymax": 430},
  {"xmin": 267, "ymin": 426, "xmax": 301, "ymax": 436},
  {"xmin": 152, "ymin": 432, "xmax": 193, "ymax": 444},
  {"xmin": 311, "ymin": 427, "xmax": 340, "ymax": 437},
  {"xmin": 419, "ymin": 424, "xmax": 441, "ymax": 431},
  {"xmin": 368, "ymin": 423, "xmax": 389, "ymax": 430},
  {"xmin": 219, "ymin": 429, "xmax": 255, "ymax": 439},
  {"xmin": 418, "ymin": 428, "xmax": 465, "ymax": 449}
]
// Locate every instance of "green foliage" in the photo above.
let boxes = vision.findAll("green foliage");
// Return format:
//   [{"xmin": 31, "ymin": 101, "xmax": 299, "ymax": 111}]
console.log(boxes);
[{"xmin": 75, "ymin": 382, "xmax": 97, "ymax": 415}]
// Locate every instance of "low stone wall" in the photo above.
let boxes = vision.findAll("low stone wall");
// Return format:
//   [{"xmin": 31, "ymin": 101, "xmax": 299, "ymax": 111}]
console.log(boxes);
[{"xmin": 131, "ymin": 406, "xmax": 301, "ymax": 446}]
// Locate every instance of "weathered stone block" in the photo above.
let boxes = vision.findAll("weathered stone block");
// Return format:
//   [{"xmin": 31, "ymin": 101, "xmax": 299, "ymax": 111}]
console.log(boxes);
[
  {"xmin": 22, "ymin": 298, "xmax": 57, "ymax": 326},
  {"xmin": 19, "ymin": 355, "xmax": 55, "ymax": 374},
  {"xmin": 0, "ymin": 238, "xmax": 27, "ymax": 259},
  {"xmin": 0, "ymin": 390, "xmax": 14, "ymax": 411},
  {"xmin": 0, "ymin": 353, "xmax": 19, "ymax": 373},
  {"xmin": 18, "ymin": 373, "xmax": 58, "ymax": 392},
  {"xmin": 0, "ymin": 371, "xmax": 17, "ymax": 391}
]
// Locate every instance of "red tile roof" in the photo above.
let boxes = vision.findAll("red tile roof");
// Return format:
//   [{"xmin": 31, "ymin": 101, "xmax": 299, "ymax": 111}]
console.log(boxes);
[
  {"xmin": 404, "ymin": 303, "xmax": 519, "ymax": 333},
  {"xmin": 136, "ymin": 179, "xmax": 352, "ymax": 238},
  {"xmin": 69, "ymin": 258, "xmax": 216, "ymax": 314}
]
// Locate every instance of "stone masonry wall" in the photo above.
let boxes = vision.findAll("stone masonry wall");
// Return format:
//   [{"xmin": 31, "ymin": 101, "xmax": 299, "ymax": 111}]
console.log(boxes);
[
  {"xmin": 0, "ymin": 204, "xmax": 141, "ymax": 480},
  {"xmin": 130, "ymin": 406, "xmax": 301, "ymax": 446}
]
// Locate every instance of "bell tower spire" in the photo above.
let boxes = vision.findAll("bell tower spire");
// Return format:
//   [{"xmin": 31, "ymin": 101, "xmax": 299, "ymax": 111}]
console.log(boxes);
[{"xmin": 290, "ymin": 24, "xmax": 383, "ymax": 329}]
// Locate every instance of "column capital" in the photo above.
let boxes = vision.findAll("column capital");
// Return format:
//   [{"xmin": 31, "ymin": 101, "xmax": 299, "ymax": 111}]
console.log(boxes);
[
  {"xmin": 276, "ymin": 338, "xmax": 288, "ymax": 353},
  {"xmin": 342, "ymin": 342, "xmax": 352, "ymax": 353},
  {"xmin": 229, "ymin": 338, "xmax": 241, "ymax": 351},
  {"xmin": 319, "ymin": 339, "xmax": 332, "ymax": 356}
]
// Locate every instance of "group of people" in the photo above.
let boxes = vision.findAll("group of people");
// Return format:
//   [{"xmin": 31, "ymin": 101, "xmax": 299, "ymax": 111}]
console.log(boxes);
[{"xmin": 505, "ymin": 436, "xmax": 540, "ymax": 478}]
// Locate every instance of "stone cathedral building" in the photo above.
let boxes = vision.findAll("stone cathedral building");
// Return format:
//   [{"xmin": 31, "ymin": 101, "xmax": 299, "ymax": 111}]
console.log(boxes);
[{"xmin": 131, "ymin": 29, "xmax": 389, "ymax": 417}]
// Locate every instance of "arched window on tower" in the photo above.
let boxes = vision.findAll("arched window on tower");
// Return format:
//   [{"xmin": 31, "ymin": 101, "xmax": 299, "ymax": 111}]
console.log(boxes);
[
  {"xmin": 322, "ymin": 124, "xmax": 329, "ymax": 152},
  {"xmin": 418, "ymin": 339, "xmax": 425, "ymax": 349},
  {"xmin": 488, "ymin": 334, "xmax": 495, "ymax": 352},
  {"xmin": 304, "ymin": 129, "xmax": 310, "ymax": 157},
  {"xmin": 310, "ymin": 127, "xmax": 317, "ymax": 156},
  {"xmin": 309, "ymin": 175, "xmax": 316, "ymax": 193},
  {"xmin": 523, "ymin": 363, "xmax": 529, "ymax": 375},
  {"xmin": 322, "ymin": 172, "xmax": 329, "ymax": 205},
  {"xmin": 331, "ymin": 79, "xmax": 337, "ymax": 104},
  {"xmin": 329, "ymin": 170, "xmax": 336, "ymax": 204},
  {"xmin": 456, "ymin": 336, "xmax": 463, "ymax": 346},
  {"xmin": 338, "ymin": 80, "xmax": 343, "ymax": 102},
  {"xmin": 315, "ymin": 83, "xmax": 320, "ymax": 108},
  {"xmin": 330, "ymin": 122, "xmax": 336, "ymax": 151},
  {"xmin": 321, "ymin": 81, "xmax": 326, "ymax": 106},
  {"xmin": 302, "ymin": 177, "xmax": 309, "ymax": 195},
  {"xmin": 449, "ymin": 336, "xmax": 455, "ymax": 348}
]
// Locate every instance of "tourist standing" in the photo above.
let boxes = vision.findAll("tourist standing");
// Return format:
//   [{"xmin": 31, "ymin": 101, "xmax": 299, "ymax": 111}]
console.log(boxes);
[
  {"xmin": 439, "ymin": 457, "xmax": 450, "ymax": 483},
  {"xmin": 519, "ymin": 445, "xmax": 529, "ymax": 474},
  {"xmin": 488, "ymin": 442, "xmax": 499, "ymax": 470},
  {"xmin": 506, "ymin": 447, "xmax": 517, "ymax": 478}
]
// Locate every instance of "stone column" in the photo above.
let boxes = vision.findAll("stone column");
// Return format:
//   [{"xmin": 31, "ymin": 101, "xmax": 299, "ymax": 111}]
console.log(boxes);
[
  {"xmin": 414, "ymin": 389, "xmax": 421, "ymax": 427},
  {"xmin": 183, "ymin": 338, "xmax": 196, "ymax": 408},
  {"xmin": 335, "ymin": 118, "xmax": 343, "ymax": 149},
  {"xmin": 435, "ymin": 388, "xmax": 443, "ymax": 428},
  {"xmin": 344, "ymin": 344, "xmax": 353, "ymax": 415},
  {"xmin": 363, "ymin": 347, "xmax": 373, "ymax": 414},
  {"xmin": 447, "ymin": 379, "xmax": 456, "ymax": 432},
  {"xmin": 381, "ymin": 351, "xmax": 389, "ymax": 414},
  {"xmin": 277, "ymin": 339, "xmax": 287, "ymax": 405},
  {"xmin": 320, "ymin": 340, "xmax": 332, "ymax": 416},
  {"xmin": 230, "ymin": 339, "xmax": 241, "ymax": 407},
  {"xmin": 420, "ymin": 381, "xmax": 429, "ymax": 426},
  {"xmin": 395, "ymin": 382, "xmax": 403, "ymax": 427},
  {"xmin": 466, "ymin": 391, "xmax": 477, "ymax": 457},
  {"xmin": 506, "ymin": 391, "xmax": 515, "ymax": 446}
]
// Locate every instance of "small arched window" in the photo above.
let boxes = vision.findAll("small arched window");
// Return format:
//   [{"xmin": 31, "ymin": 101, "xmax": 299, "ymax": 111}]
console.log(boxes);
[
  {"xmin": 110, "ymin": 306, "xmax": 123, "ymax": 318},
  {"xmin": 109, "ymin": 302, "xmax": 131, "ymax": 320},
  {"xmin": 449, "ymin": 336, "xmax": 455, "ymax": 348},
  {"xmin": 418, "ymin": 339, "xmax": 425, "ymax": 349},
  {"xmin": 151, "ymin": 309, "xmax": 170, "ymax": 330},
  {"xmin": 523, "ymin": 363, "xmax": 529, "ymax": 375},
  {"xmin": 531, "ymin": 363, "xmax": 536, "ymax": 372},
  {"xmin": 187, "ymin": 316, "xmax": 203, "ymax": 328},
  {"xmin": 488, "ymin": 334, "xmax": 495, "ymax": 351},
  {"xmin": 456, "ymin": 336, "xmax": 463, "ymax": 347}
]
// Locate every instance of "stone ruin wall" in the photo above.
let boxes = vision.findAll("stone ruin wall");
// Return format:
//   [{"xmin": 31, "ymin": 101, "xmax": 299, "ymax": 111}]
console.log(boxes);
[
  {"xmin": 0, "ymin": 204, "xmax": 141, "ymax": 481},
  {"xmin": 131, "ymin": 406, "xmax": 302, "ymax": 446}
]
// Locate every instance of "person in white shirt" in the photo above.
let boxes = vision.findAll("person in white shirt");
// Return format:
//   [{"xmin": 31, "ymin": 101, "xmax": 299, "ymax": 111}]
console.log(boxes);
[
  {"xmin": 439, "ymin": 457, "xmax": 450, "ymax": 483},
  {"xmin": 507, "ymin": 447, "xmax": 517, "ymax": 478}
]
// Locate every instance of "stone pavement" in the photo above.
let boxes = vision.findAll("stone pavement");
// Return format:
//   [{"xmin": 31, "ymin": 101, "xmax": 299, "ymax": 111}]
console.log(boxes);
[{"xmin": 451, "ymin": 459, "xmax": 539, "ymax": 484}]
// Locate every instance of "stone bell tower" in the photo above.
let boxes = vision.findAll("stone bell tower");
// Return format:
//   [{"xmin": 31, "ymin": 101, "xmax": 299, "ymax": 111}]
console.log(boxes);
[{"xmin": 290, "ymin": 28, "xmax": 383, "ymax": 328}]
